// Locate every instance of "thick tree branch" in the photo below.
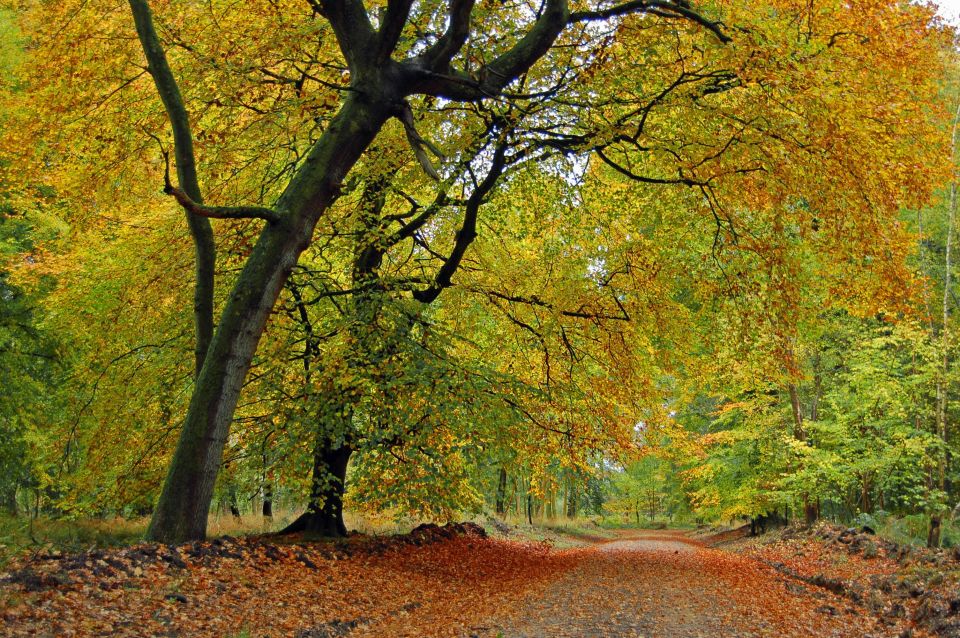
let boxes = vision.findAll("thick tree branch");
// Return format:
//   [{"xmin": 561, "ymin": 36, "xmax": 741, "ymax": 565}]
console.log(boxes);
[
  {"xmin": 128, "ymin": 0, "xmax": 216, "ymax": 377},
  {"xmin": 420, "ymin": 0, "xmax": 476, "ymax": 68},
  {"xmin": 408, "ymin": 0, "xmax": 569, "ymax": 99},
  {"xmin": 317, "ymin": 0, "xmax": 376, "ymax": 70},
  {"xmin": 165, "ymin": 186, "xmax": 281, "ymax": 222},
  {"xmin": 396, "ymin": 101, "xmax": 443, "ymax": 180},
  {"xmin": 569, "ymin": 0, "xmax": 730, "ymax": 44},
  {"xmin": 377, "ymin": 0, "xmax": 416, "ymax": 61},
  {"xmin": 408, "ymin": 0, "xmax": 728, "ymax": 99}
]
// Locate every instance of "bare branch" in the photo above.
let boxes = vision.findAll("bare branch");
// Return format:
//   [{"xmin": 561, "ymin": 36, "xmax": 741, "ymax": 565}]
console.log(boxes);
[
  {"xmin": 158, "ymin": 146, "xmax": 280, "ymax": 223},
  {"xmin": 475, "ymin": 289, "xmax": 631, "ymax": 322},
  {"xmin": 412, "ymin": 140, "xmax": 511, "ymax": 304},
  {"xmin": 569, "ymin": 0, "xmax": 731, "ymax": 44},
  {"xmin": 595, "ymin": 147, "xmax": 703, "ymax": 186}
]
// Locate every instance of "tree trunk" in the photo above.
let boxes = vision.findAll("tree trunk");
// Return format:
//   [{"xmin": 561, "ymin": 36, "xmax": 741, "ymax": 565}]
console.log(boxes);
[
  {"xmin": 228, "ymin": 486, "xmax": 241, "ymax": 520},
  {"xmin": 146, "ymin": 93, "xmax": 390, "ymax": 543},
  {"xmin": 928, "ymin": 514, "xmax": 942, "ymax": 548},
  {"xmin": 2, "ymin": 486, "xmax": 16, "ymax": 517},
  {"xmin": 860, "ymin": 475, "xmax": 872, "ymax": 514},
  {"xmin": 262, "ymin": 482, "xmax": 273, "ymax": 519},
  {"xmin": 803, "ymin": 496, "xmax": 819, "ymax": 526},
  {"xmin": 789, "ymin": 382, "xmax": 820, "ymax": 527},
  {"xmin": 566, "ymin": 478, "xmax": 578, "ymax": 519},
  {"xmin": 128, "ymin": 0, "xmax": 215, "ymax": 378},
  {"xmin": 929, "ymin": 102, "xmax": 960, "ymax": 549},
  {"xmin": 495, "ymin": 467, "xmax": 507, "ymax": 515},
  {"xmin": 281, "ymin": 443, "xmax": 353, "ymax": 537}
]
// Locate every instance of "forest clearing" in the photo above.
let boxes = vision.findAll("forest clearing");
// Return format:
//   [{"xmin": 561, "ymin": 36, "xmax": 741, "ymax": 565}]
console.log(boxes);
[{"xmin": 5, "ymin": 0, "xmax": 960, "ymax": 633}]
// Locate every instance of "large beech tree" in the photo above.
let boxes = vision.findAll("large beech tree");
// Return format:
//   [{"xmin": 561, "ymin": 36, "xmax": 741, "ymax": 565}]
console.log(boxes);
[
  {"xmin": 122, "ymin": 0, "xmax": 731, "ymax": 541},
  {"xmin": 4, "ymin": 0, "xmax": 949, "ymax": 541}
]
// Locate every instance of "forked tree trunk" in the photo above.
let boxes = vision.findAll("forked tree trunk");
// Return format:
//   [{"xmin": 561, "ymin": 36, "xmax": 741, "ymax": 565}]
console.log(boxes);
[{"xmin": 146, "ymin": 94, "xmax": 390, "ymax": 543}]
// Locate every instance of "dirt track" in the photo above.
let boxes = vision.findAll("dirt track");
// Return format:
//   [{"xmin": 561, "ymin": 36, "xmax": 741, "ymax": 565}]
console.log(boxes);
[{"xmin": 477, "ymin": 530, "xmax": 895, "ymax": 638}]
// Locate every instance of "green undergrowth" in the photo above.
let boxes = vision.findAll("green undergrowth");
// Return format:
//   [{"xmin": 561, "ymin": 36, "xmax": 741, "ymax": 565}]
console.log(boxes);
[
  {"xmin": 0, "ymin": 514, "xmax": 145, "ymax": 567},
  {"xmin": 852, "ymin": 512, "xmax": 960, "ymax": 549}
]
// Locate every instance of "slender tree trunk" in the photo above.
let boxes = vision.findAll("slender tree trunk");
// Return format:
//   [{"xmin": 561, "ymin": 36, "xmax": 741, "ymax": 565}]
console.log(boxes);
[
  {"xmin": 930, "ymin": 102, "xmax": 960, "ymax": 548},
  {"xmin": 128, "ymin": 0, "xmax": 215, "ymax": 378},
  {"xmin": 228, "ymin": 485, "xmax": 241, "ymax": 520},
  {"xmin": 2, "ymin": 486, "xmax": 16, "ymax": 517},
  {"xmin": 566, "ymin": 476, "xmax": 578, "ymax": 519},
  {"xmin": 928, "ymin": 515, "xmax": 943, "ymax": 548},
  {"xmin": 495, "ymin": 467, "xmax": 507, "ymax": 516},
  {"xmin": 788, "ymin": 382, "xmax": 819, "ymax": 526},
  {"xmin": 788, "ymin": 383, "xmax": 805, "ymax": 441},
  {"xmin": 261, "ymin": 444, "xmax": 273, "ymax": 519}
]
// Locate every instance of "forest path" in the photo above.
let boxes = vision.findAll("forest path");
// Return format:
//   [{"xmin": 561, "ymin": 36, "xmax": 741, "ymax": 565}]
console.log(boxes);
[
  {"xmin": 2, "ymin": 527, "xmax": 912, "ymax": 638},
  {"xmin": 472, "ymin": 530, "xmax": 891, "ymax": 638}
]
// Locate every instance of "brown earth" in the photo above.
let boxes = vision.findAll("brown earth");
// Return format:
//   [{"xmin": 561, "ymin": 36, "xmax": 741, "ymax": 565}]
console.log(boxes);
[{"xmin": 1, "ymin": 524, "xmax": 947, "ymax": 637}]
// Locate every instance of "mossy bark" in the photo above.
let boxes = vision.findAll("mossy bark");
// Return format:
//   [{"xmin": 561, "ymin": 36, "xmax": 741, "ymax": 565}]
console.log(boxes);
[{"xmin": 146, "ymin": 94, "xmax": 390, "ymax": 543}]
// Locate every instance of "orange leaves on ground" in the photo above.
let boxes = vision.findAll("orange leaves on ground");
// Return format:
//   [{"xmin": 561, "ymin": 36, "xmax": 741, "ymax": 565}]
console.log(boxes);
[
  {"xmin": 4, "ymin": 528, "xmax": 952, "ymax": 637},
  {"xmin": 0, "ymin": 533, "xmax": 582, "ymax": 638}
]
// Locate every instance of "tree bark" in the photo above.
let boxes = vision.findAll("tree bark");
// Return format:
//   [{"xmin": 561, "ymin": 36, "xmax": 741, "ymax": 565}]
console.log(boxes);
[
  {"xmin": 281, "ymin": 443, "xmax": 353, "ymax": 537},
  {"xmin": 262, "ymin": 482, "xmax": 273, "ymax": 519},
  {"xmin": 495, "ymin": 467, "xmax": 507, "ymax": 515},
  {"xmin": 146, "ymin": 93, "xmax": 390, "ymax": 543}
]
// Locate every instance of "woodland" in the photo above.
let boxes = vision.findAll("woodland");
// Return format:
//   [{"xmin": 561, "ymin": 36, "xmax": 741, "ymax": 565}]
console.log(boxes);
[{"xmin": 2, "ymin": 0, "xmax": 960, "ymax": 569}]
